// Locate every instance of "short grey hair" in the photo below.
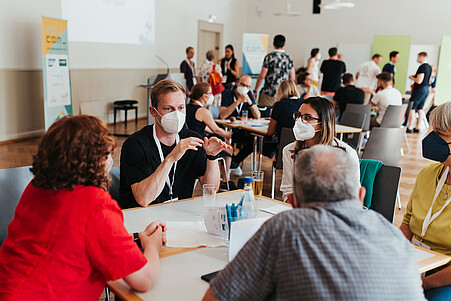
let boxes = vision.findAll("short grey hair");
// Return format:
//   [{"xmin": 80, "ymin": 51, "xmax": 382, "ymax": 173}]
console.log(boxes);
[
  {"xmin": 206, "ymin": 50, "xmax": 215, "ymax": 61},
  {"xmin": 430, "ymin": 102, "xmax": 451, "ymax": 134},
  {"xmin": 293, "ymin": 145, "xmax": 360, "ymax": 205}
]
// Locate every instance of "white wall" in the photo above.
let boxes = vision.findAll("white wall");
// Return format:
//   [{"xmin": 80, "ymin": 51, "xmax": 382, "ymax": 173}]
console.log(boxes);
[{"xmin": 245, "ymin": 0, "xmax": 451, "ymax": 68}]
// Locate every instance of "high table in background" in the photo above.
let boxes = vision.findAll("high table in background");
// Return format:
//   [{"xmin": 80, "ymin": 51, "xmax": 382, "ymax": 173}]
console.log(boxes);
[{"xmin": 108, "ymin": 191, "xmax": 450, "ymax": 301}]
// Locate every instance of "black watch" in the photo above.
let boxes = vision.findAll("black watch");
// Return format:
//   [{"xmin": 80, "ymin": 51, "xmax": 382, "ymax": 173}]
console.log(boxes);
[
  {"xmin": 207, "ymin": 154, "xmax": 221, "ymax": 160},
  {"xmin": 133, "ymin": 232, "xmax": 142, "ymax": 249}
]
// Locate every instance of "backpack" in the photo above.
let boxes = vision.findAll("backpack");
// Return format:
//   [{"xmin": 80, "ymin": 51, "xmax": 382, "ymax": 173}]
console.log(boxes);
[{"xmin": 209, "ymin": 64, "xmax": 225, "ymax": 96}]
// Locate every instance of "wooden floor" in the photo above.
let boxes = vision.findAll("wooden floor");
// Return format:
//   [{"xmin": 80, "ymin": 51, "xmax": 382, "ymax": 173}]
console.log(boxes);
[{"xmin": 0, "ymin": 118, "xmax": 431, "ymax": 228}]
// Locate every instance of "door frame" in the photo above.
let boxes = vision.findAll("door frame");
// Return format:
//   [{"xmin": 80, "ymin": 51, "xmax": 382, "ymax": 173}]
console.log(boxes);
[{"xmin": 197, "ymin": 20, "xmax": 224, "ymax": 67}]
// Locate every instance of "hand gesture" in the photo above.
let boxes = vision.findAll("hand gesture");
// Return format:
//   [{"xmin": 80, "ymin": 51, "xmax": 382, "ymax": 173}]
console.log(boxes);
[
  {"xmin": 140, "ymin": 220, "xmax": 167, "ymax": 252},
  {"xmin": 203, "ymin": 137, "xmax": 232, "ymax": 156},
  {"xmin": 226, "ymin": 61, "xmax": 231, "ymax": 70},
  {"xmin": 168, "ymin": 137, "xmax": 203, "ymax": 162}
]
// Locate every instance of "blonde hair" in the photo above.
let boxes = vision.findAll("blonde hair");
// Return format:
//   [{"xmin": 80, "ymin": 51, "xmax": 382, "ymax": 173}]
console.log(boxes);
[
  {"xmin": 275, "ymin": 80, "xmax": 300, "ymax": 102},
  {"xmin": 430, "ymin": 102, "xmax": 451, "ymax": 134}
]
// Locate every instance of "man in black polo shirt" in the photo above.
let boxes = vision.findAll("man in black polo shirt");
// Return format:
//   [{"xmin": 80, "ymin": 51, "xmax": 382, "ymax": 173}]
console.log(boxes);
[
  {"xmin": 220, "ymin": 75, "xmax": 261, "ymax": 176},
  {"xmin": 119, "ymin": 79, "xmax": 231, "ymax": 209},
  {"xmin": 320, "ymin": 47, "xmax": 346, "ymax": 97},
  {"xmin": 333, "ymin": 73, "xmax": 364, "ymax": 119},
  {"xmin": 382, "ymin": 51, "xmax": 400, "ymax": 86},
  {"xmin": 407, "ymin": 52, "xmax": 432, "ymax": 133}
]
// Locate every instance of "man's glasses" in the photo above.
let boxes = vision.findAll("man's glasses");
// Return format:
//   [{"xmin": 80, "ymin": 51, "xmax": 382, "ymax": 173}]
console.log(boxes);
[
  {"xmin": 293, "ymin": 112, "xmax": 321, "ymax": 124},
  {"xmin": 238, "ymin": 82, "xmax": 252, "ymax": 89}
]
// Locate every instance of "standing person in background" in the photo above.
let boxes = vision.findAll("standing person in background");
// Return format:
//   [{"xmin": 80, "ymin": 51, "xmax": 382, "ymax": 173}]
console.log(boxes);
[
  {"xmin": 180, "ymin": 46, "xmax": 197, "ymax": 97},
  {"xmin": 382, "ymin": 51, "xmax": 400, "ymax": 86},
  {"xmin": 333, "ymin": 73, "xmax": 364, "ymax": 119},
  {"xmin": 219, "ymin": 45, "xmax": 239, "ymax": 89},
  {"xmin": 306, "ymin": 48, "xmax": 321, "ymax": 87},
  {"xmin": 407, "ymin": 52, "xmax": 432, "ymax": 133},
  {"xmin": 296, "ymin": 72, "xmax": 320, "ymax": 99},
  {"xmin": 355, "ymin": 54, "xmax": 383, "ymax": 104},
  {"xmin": 198, "ymin": 50, "xmax": 223, "ymax": 105},
  {"xmin": 320, "ymin": 47, "xmax": 346, "ymax": 97},
  {"xmin": 254, "ymin": 34, "xmax": 295, "ymax": 107}
]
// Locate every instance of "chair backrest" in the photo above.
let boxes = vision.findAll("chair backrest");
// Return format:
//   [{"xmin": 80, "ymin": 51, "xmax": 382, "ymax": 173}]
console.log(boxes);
[
  {"xmin": 344, "ymin": 104, "xmax": 372, "ymax": 131},
  {"xmin": 339, "ymin": 111, "xmax": 367, "ymax": 150},
  {"xmin": 109, "ymin": 166, "xmax": 120, "ymax": 202},
  {"xmin": 0, "ymin": 166, "xmax": 34, "ymax": 246},
  {"xmin": 257, "ymin": 105, "xmax": 272, "ymax": 118},
  {"xmin": 369, "ymin": 165, "xmax": 401, "ymax": 223},
  {"xmin": 274, "ymin": 128, "xmax": 295, "ymax": 170},
  {"xmin": 362, "ymin": 127, "xmax": 405, "ymax": 166},
  {"xmin": 380, "ymin": 103, "xmax": 408, "ymax": 128}
]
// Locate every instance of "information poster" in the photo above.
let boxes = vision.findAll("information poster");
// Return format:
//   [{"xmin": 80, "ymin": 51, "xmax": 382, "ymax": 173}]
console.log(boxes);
[
  {"xmin": 42, "ymin": 17, "xmax": 73, "ymax": 130},
  {"xmin": 242, "ymin": 33, "xmax": 269, "ymax": 75}
]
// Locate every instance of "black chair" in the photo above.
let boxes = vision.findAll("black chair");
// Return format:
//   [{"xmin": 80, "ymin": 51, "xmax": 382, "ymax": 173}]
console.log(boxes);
[
  {"xmin": 109, "ymin": 166, "xmax": 121, "ymax": 202},
  {"xmin": 362, "ymin": 127, "xmax": 405, "ymax": 167},
  {"xmin": 113, "ymin": 100, "xmax": 138, "ymax": 127},
  {"xmin": 369, "ymin": 165, "xmax": 402, "ymax": 223},
  {"xmin": 344, "ymin": 104, "xmax": 372, "ymax": 132},
  {"xmin": 257, "ymin": 105, "xmax": 272, "ymax": 118},
  {"xmin": 271, "ymin": 128, "xmax": 295, "ymax": 199},
  {"xmin": 380, "ymin": 103, "xmax": 408, "ymax": 128},
  {"xmin": 339, "ymin": 111, "xmax": 367, "ymax": 153},
  {"xmin": 0, "ymin": 166, "xmax": 34, "ymax": 246}
]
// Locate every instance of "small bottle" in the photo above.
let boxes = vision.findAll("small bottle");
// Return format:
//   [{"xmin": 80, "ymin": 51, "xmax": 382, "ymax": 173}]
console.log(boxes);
[{"xmin": 239, "ymin": 177, "xmax": 257, "ymax": 219}]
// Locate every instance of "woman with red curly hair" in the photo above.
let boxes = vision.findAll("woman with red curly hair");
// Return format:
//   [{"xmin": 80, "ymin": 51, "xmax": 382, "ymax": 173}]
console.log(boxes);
[{"xmin": 0, "ymin": 115, "xmax": 166, "ymax": 300}]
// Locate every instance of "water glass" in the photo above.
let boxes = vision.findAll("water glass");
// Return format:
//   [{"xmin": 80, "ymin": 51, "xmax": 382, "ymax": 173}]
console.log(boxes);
[
  {"xmin": 242, "ymin": 110, "xmax": 248, "ymax": 123},
  {"xmin": 203, "ymin": 184, "xmax": 217, "ymax": 209}
]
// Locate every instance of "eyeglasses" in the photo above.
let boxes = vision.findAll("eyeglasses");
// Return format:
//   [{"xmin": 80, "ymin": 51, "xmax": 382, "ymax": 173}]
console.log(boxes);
[
  {"xmin": 293, "ymin": 112, "xmax": 321, "ymax": 123},
  {"xmin": 238, "ymin": 82, "xmax": 252, "ymax": 89}
]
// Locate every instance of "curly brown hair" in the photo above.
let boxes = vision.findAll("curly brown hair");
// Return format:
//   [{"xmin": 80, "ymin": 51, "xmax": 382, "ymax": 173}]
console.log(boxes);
[{"xmin": 31, "ymin": 115, "xmax": 116, "ymax": 192}]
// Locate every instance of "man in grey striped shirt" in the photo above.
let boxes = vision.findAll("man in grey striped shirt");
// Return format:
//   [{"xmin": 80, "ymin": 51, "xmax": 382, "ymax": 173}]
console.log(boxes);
[{"xmin": 203, "ymin": 145, "xmax": 425, "ymax": 301}]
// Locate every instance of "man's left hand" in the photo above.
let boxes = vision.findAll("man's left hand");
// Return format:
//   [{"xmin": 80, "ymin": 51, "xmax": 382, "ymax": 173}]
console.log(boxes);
[{"xmin": 203, "ymin": 137, "xmax": 232, "ymax": 156}]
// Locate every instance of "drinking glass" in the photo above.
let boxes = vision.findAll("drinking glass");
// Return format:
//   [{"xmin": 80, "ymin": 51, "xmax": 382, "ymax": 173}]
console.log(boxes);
[
  {"xmin": 242, "ymin": 110, "xmax": 248, "ymax": 124},
  {"xmin": 203, "ymin": 184, "xmax": 217, "ymax": 210},
  {"xmin": 251, "ymin": 171, "xmax": 264, "ymax": 201}
]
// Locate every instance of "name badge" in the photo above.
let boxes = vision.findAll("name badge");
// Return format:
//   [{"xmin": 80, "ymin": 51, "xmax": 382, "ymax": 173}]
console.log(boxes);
[{"xmin": 412, "ymin": 237, "xmax": 431, "ymax": 250}]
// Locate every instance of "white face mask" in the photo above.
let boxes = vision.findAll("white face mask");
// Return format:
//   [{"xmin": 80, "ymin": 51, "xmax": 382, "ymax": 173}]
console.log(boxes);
[
  {"xmin": 293, "ymin": 119, "xmax": 320, "ymax": 141},
  {"xmin": 237, "ymin": 86, "xmax": 250, "ymax": 95},
  {"xmin": 155, "ymin": 109, "xmax": 185, "ymax": 134},
  {"xmin": 206, "ymin": 94, "xmax": 214, "ymax": 106},
  {"xmin": 317, "ymin": 53, "xmax": 321, "ymax": 61}
]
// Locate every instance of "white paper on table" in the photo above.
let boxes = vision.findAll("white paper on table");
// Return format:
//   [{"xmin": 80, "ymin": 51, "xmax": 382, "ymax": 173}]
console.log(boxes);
[
  {"xmin": 165, "ymin": 221, "xmax": 227, "ymax": 248},
  {"xmin": 415, "ymin": 247, "xmax": 436, "ymax": 262},
  {"xmin": 229, "ymin": 217, "xmax": 270, "ymax": 262},
  {"xmin": 259, "ymin": 204, "xmax": 292, "ymax": 215},
  {"xmin": 203, "ymin": 206, "xmax": 228, "ymax": 239}
]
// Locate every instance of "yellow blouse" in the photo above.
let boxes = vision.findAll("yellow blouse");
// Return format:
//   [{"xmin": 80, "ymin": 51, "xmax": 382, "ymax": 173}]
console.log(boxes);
[{"xmin": 403, "ymin": 163, "xmax": 451, "ymax": 256}]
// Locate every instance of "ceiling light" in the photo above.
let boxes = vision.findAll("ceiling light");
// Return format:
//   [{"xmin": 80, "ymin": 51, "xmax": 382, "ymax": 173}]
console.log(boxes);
[{"xmin": 322, "ymin": 0, "xmax": 355, "ymax": 9}]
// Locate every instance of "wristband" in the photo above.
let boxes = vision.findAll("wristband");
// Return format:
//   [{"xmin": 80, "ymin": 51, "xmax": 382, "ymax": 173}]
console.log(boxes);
[
  {"xmin": 133, "ymin": 232, "xmax": 142, "ymax": 249},
  {"xmin": 207, "ymin": 154, "xmax": 221, "ymax": 160}
]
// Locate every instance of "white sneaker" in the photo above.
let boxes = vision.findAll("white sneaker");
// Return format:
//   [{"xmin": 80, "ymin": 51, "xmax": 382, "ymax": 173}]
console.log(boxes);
[{"xmin": 230, "ymin": 166, "xmax": 243, "ymax": 177}]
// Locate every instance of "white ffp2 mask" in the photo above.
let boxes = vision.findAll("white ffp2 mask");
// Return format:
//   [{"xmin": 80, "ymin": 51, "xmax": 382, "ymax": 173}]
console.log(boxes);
[
  {"xmin": 293, "ymin": 119, "xmax": 320, "ymax": 141},
  {"xmin": 237, "ymin": 86, "xmax": 249, "ymax": 95},
  {"xmin": 155, "ymin": 109, "xmax": 185, "ymax": 134}
]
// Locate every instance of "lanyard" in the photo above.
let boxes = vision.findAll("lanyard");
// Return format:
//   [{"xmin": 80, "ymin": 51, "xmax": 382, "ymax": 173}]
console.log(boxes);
[
  {"xmin": 194, "ymin": 100, "xmax": 203, "ymax": 107},
  {"xmin": 234, "ymin": 94, "xmax": 244, "ymax": 115},
  {"xmin": 421, "ymin": 166, "xmax": 451, "ymax": 238},
  {"xmin": 153, "ymin": 125, "xmax": 179, "ymax": 200}
]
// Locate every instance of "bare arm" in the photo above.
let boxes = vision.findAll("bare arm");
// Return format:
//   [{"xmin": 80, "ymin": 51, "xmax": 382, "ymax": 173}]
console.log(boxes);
[
  {"xmin": 198, "ymin": 108, "xmax": 232, "ymax": 140},
  {"xmin": 355, "ymin": 72, "xmax": 360, "ymax": 80},
  {"xmin": 409, "ymin": 73, "xmax": 425, "ymax": 84},
  {"xmin": 199, "ymin": 137, "xmax": 232, "ymax": 190},
  {"xmin": 306, "ymin": 58, "xmax": 314, "ymax": 73},
  {"xmin": 230, "ymin": 60, "xmax": 239, "ymax": 78},
  {"xmin": 249, "ymin": 103, "xmax": 261, "ymax": 119},
  {"xmin": 202, "ymin": 288, "xmax": 219, "ymax": 301},
  {"xmin": 254, "ymin": 67, "xmax": 268, "ymax": 94},
  {"xmin": 399, "ymin": 223, "xmax": 413, "ymax": 241},
  {"xmin": 423, "ymin": 265, "xmax": 451, "ymax": 291},
  {"xmin": 131, "ymin": 138, "xmax": 203, "ymax": 206},
  {"xmin": 289, "ymin": 68, "xmax": 295, "ymax": 81},
  {"xmin": 124, "ymin": 221, "xmax": 166, "ymax": 292},
  {"xmin": 266, "ymin": 118, "xmax": 277, "ymax": 136},
  {"xmin": 219, "ymin": 99, "xmax": 242, "ymax": 120}
]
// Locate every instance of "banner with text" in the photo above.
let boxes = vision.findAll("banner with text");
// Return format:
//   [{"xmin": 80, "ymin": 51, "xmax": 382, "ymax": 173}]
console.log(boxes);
[
  {"xmin": 242, "ymin": 33, "xmax": 269, "ymax": 75},
  {"xmin": 42, "ymin": 17, "xmax": 72, "ymax": 130}
]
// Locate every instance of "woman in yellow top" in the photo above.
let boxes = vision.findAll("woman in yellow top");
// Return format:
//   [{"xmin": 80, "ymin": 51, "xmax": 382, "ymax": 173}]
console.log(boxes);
[{"xmin": 400, "ymin": 102, "xmax": 451, "ymax": 300}]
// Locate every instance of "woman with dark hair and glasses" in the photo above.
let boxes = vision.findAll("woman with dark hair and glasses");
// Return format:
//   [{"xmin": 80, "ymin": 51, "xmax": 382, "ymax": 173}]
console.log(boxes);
[
  {"xmin": 219, "ymin": 44, "xmax": 239, "ymax": 89},
  {"xmin": 280, "ymin": 97, "xmax": 359, "ymax": 203},
  {"xmin": 0, "ymin": 115, "xmax": 166, "ymax": 299}
]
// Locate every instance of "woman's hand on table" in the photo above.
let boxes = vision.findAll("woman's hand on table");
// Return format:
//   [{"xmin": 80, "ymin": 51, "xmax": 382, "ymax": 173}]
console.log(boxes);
[{"xmin": 140, "ymin": 220, "xmax": 167, "ymax": 252}]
